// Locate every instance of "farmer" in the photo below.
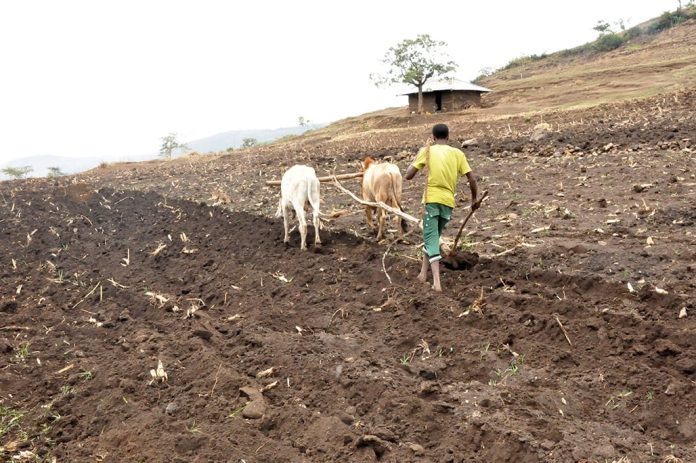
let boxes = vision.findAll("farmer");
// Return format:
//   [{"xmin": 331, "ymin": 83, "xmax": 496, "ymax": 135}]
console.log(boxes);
[{"xmin": 405, "ymin": 123, "xmax": 478, "ymax": 292}]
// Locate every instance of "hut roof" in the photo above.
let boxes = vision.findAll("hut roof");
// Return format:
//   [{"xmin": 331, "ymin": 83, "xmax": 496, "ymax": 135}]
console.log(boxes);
[{"xmin": 400, "ymin": 79, "xmax": 491, "ymax": 95}]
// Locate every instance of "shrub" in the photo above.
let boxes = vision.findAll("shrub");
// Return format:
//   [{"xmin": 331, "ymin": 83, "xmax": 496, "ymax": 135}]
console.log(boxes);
[
  {"xmin": 625, "ymin": 26, "xmax": 643, "ymax": 39},
  {"xmin": 648, "ymin": 6, "xmax": 696, "ymax": 33},
  {"xmin": 593, "ymin": 33, "xmax": 626, "ymax": 52},
  {"xmin": 501, "ymin": 53, "xmax": 548, "ymax": 71}
]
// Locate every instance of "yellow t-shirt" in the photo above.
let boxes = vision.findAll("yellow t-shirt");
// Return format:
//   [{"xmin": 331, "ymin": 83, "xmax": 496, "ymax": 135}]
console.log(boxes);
[{"xmin": 412, "ymin": 144, "xmax": 471, "ymax": 208}]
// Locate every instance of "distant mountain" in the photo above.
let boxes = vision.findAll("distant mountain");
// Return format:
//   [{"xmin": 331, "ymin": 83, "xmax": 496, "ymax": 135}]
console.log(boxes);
[
  {"xmin": 0, "ymin": 124, "xmax": 325, "ymax": 180},
  {"xmin": 184, "ymin": 124, "xmax": 324, "ymax": 153}
]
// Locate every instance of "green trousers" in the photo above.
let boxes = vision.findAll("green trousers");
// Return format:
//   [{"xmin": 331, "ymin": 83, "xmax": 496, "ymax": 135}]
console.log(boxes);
[{"xmin": 423, "ymin": 203, "xmax": 452, "ymax": 262}]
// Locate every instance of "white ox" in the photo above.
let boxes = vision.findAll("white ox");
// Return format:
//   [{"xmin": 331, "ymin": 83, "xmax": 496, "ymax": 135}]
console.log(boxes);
[
  {"xmin": 276, "ymin": 165, "xmax": 321, "ymax": 250},
  {"xmin": 361, "ymin": 156, "xmax": 407, "ymax": 240}
]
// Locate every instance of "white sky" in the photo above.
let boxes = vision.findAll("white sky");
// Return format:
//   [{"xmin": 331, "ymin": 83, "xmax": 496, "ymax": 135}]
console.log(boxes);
[{"xmin": 0, "ymin": 0, "xmax": 675, "ymax": 163}]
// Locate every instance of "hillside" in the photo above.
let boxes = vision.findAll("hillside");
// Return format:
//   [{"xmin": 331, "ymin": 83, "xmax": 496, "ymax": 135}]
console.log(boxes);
[
  {"xmin": 478, "ymin": 15, "xmax": 696, "ymax": 114},
  {"xmin": 2, "ymin": 14, "xmax": 696, "ymax": 463}
]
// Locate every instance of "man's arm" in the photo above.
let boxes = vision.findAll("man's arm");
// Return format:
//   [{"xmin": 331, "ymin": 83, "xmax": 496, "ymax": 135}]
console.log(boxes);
[
  {"xmin": 405, "ymin": 164, "xmax": 419, "ymax": 180},
  {"xmin": 466, "ymin": 172, "xmax": 479, "ymax": 210}
]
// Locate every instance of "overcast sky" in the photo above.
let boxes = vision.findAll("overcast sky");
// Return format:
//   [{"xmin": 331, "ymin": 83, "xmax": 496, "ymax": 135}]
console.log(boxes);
[{"xmin": 0, "ymin": 1, "xmax": 675, "ymax": 163}]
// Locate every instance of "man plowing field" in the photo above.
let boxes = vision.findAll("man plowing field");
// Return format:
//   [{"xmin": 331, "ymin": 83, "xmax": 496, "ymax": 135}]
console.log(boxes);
[{"xmin": 405, "ymin": 123, "xmax": 479, "ymax": 292}]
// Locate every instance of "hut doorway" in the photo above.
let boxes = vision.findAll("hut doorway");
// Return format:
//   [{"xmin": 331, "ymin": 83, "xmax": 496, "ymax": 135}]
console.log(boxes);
[{"xmin": 435, "ymin": 92, "xmax": 443, "ymax": 111}]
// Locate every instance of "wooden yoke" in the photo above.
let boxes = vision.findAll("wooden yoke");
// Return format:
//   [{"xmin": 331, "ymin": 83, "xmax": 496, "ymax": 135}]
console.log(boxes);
[{"xmin": 266, "ymin": 172, "xmax": 362, "ymax": 186}]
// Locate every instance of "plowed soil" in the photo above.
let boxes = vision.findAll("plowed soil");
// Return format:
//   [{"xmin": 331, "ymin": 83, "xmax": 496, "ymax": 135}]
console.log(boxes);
[{"xmin": 2, "ymin": 89, "xmax": 696, "ymax": 463}]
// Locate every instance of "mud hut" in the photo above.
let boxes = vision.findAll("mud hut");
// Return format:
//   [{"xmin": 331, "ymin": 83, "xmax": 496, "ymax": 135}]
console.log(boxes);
[{"xmin": 403, "ymin": 80, "xmax": 491, "ymax": 113}]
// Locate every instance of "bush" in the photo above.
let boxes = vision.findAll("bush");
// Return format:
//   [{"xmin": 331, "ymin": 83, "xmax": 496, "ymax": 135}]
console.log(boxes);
[
  {"xmin": 593, "ymin": 33, "xmax": 627, "ymax": 52},
  {"xmin": 625, "ymin": 26, "xmax": 643, "ymax": 39},
  {"xmin": 648, "ymin": 7, "xmax": 696, "ymax": 33},
  {"xmin": 501, "ymin": 53, "xmax": 548, "ymax": 71}
]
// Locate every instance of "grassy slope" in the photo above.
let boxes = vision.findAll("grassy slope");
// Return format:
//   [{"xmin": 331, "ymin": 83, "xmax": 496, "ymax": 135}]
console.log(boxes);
[
  {"xmin": 477, "ymin": 19, "xmax": 696, "ymax": 114},
  {"xmin": 313, "ymin": 18, "xmax": 696, "ymax": 138}
]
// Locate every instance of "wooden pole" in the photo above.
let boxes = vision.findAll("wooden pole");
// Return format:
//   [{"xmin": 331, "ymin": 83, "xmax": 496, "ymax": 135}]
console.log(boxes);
[
  {"xmin": 449, "ymin": 190, "xmax": 489, "ymax": 256},
  {"xmin": 331, "ymin": 177, "xmax": 422, "ymax": 228},
  {"xmin": 266, "ymin": 172, "xmax": 363, "ymax": 186}
]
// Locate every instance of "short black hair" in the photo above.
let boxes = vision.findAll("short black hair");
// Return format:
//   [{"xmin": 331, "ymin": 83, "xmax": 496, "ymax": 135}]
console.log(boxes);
[{"xmin": 432, "ymin": 123, "xmax": 449, "ymax": 139}]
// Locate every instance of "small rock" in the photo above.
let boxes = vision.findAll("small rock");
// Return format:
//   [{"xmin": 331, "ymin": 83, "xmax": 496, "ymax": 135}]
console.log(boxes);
[
  {"xmin": 432, "ymin": 401, "xmax": 456, "ymax": 413},
  {"xmin": 597, "ymin": 198, "xmax": 608, "ymax": 208},
  {"xmin": 461, "ymin": 138, "xmax": 478, "ymax": 147},
  {"xmin": 0, "ymin": 338, "xmax": 13, "ymax": 354},
  {"xmin": 165, "ymin": 402, "xmax": 179, "ymax": 415},
  {"xmin": 117, "ymin": 310, "xmax": 132, "ymax": 321},
  {"xmin": 664, "ymin": 382, "xmax": 679, "ymax": 396},
  {"xmin": 419, "ymin": 381, "xmax": 440, "ymax": 395},
  {"xmin": 242, "ymin": 400, "xmax": 266, "ymax": 419},
  {"xmin": 338, "ymin": 412, "xmax": 355, "ymax": 426},
  {"xmin": 633, "ymin": 184, "xmax": 646, "ymax": 193},
  {"xmin": 192, "ymin": 329, "xmax": 213, "ymax": 341},
  {"xmin": 540, "ymin": 440, "xmax": 555, "ymax": 450},
  {"xmin": 675, "ymin": 357, "xmax": 696, "ymax": 374},
  {"xmin": 530, "ymin": 123, "xmax": 552, "ymax": 142},
  {"xmin": 240, "ymin": 386, "xmax": 263, "ymax": 402},
  {"xmin": 356, "ymin": 435, "xmax": 389, "ymax": 458},
  {"xmin": 679, "ymin": 307, "xmax": 688, "ymax": 319},
  {"xmin": 371, "ymin": 426, "xmax": 397, "ymax": 442},
  {"xmin": 592, "ymin": 442, "xmax": 615, "ymax": 459},
  {"xmin": 408, "ymin": 443, "xmax": 425, "ymax": 456}
]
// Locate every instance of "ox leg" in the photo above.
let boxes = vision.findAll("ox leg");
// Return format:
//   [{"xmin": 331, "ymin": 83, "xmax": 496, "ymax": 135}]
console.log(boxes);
[
  {"xmin": 308, "ymin": 181, "xmax": 322, "ymax": 248},
  {"xmin": 376, "ymin": 208, "xmax": 386, "ymax": 241},
  {"xmin": 295, "ymin": 203, "xmax": 308, "ymax": 251},
  {"xmin": 365, "ymin": 206, "xmax": 376, "ymax": 232},
  {"xmin": 312, "ymin": 208, "xmax": 321, "ymax": 248},
  {"xmin": 392, "ymin": 198, "xmax": 404, "ymax": 239},
  {"xmin": 282, "ymin": 202, "xmax": 291, "ymax": 245}
]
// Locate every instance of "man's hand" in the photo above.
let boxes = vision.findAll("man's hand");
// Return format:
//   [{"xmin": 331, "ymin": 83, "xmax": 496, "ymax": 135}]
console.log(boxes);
[
  {"xmin": 471, "ymin": 198, "xmax": 480, "ymax": 211},
  {"xmin": 405, "ymin": 164, "xmax": 418, "ymax": 180}
]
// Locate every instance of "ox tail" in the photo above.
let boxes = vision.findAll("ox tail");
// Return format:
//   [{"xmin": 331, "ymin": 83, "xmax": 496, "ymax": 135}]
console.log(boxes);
[
  {"xmin": 388, "ymin": 172, "xmax": 409, "ymax": 233},
  {"xmin": 275, "ymin": 197, "xmax": 283, "ymax": 218}
]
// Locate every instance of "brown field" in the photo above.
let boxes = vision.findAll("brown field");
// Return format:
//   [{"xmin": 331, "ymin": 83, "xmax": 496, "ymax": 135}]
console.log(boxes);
[{"xmin": 1, "ymin": 20, "xmax": 696, "ymax": 463}]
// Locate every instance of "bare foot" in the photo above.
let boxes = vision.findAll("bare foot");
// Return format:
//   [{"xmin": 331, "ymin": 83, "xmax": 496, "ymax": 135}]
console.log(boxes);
[
  {"xmin": 417, "ymin": 272, "xmax": 428, "ymax": 283},
  {"xmin": 432, "ymin": 284, "xmax": 442, "ymax": 292}
]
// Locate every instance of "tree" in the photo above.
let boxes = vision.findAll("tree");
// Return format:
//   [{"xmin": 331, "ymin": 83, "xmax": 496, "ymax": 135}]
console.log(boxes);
[
  {"xmin": 473, "ymin": 67, "xmax": 494, "ymax": 84},
  {"xmin": 242, "ymin": 138, "xmax": 257, "ymax": 148},
  {"xmin": 593, "ymin": 20, "xmax": 612, "ymax": 34},
  {"xmin": 47, "ymin": 166, "xmax": 65, "ymax": 177},
  {"xmin": 2, "ymin": 166, "xmax": 32, "ymax": 179},
  {"xmin": 371, "ymin": 34, "xmax": 457, "ymax": 114},
  {"xmin": 159, "ymin": 133, "xmax": 189, "ymax": 159},
  {"xmin": 298, "ymin": 116, "xmax": 310, "ymax": 127}
]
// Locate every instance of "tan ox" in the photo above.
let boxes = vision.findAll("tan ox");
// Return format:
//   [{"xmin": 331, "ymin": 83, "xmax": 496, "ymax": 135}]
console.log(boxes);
[{"xmin": 361, "ymin": 156, "xmax": 408, "ymax": 240}]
